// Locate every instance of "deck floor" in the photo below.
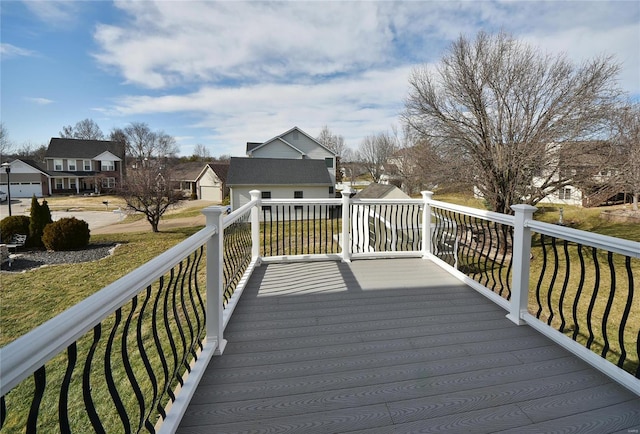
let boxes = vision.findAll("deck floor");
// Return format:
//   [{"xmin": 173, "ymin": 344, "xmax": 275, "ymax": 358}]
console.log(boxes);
[{"xmin": 177, "ymin": 258, "xmax": 640, "ymax": 433}]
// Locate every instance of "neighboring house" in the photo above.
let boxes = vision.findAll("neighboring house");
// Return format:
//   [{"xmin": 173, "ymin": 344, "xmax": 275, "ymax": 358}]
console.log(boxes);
[
  {"xmin": 44, "ymin": 138, "xmax": 125, "ymax": 195},
  {"xmin": 0, "ymin": 159, "xmax": 50, "ymax": 198},
  {"xmin": 195, "ymin": 162, "xmax": 229, "ymax": 202},
  {"xmin": 169, "ymin": 161, "xmax": 220, "ymax": 200},
  {"xmin": 352, "ymin": 183, "xmax": 421, "ymax": 253},
  {"xmin": 227, "ymin": 157, "xmax": 334, "ymax": 211},
  {"xmin": 246, "ymin": 126, "xmax": 338, "ymax": 184}
]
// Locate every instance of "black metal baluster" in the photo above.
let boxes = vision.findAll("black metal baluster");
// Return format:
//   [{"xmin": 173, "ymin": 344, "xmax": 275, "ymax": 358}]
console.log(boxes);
[
  {"xmin": 572, "ymin": 244, "xmax": 587, "ymax": 341},
  {"xmin": 585, "ymin": 247, "xmax": 601, "ymax": 349},
  {"xmin": 26, "ymin": 366, "xmax": 46, "ymax": 433},
  {"xmin": 546, "ymin": 237, "xmax": 560, "ymax": 326},
  {"xmin": 617, "ymin": 256, "xmax": 634, "ymax": 370},
  {"xmin": 59, "ymin": 342, "xmax": 77, "ymax": 433},
  {"xmin": 152, "ymin": 276, "xmax": 170, "ymax": 419},
  {"xmin": 164, "ymin": 267, "xmax": 181, "ymax": 395},
  {"xmin": 534, "ymin": 234, "xmax": 548, "ymax": 318},
  {"xmin": 0, "ymin": 395, "xmax": 6, "ymax": 430},
  {"xmin": 105, "ymin": 309, "xmax": 130, "ymax": 432},
  {"xmin": 137, "ymin": 286, "xmax": 159, "ymax": 433},
  {"xmin": 600, "ymin": 252, "xmax": 617, "ymax": 359},
  {"xmin": 122, "ymin": 296, "xmax": 146, "ymax": 433},
  {"xmin": 557, "ymin": 240, "xmax": 571, "ymax": 332},
  {"xmin": 83, "ymin": 325, "xmax": 105, "ymax": 433}
]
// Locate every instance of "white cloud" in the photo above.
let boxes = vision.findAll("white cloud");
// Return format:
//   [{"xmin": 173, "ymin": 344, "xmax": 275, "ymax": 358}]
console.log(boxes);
[
  {"xmin": 22, "ymin": 0, "xmax": 81, "ymax": 26},
  {"xmin": 1, "ymin": 43, "xmax": 35, "ymax": 59},
  {"xmin": 89, "ymin": 1, "xmax": 639, "ymax": 156},
  {"xmin": 25, "ymin": 97, "xmax": 54, "ymax": 105}
]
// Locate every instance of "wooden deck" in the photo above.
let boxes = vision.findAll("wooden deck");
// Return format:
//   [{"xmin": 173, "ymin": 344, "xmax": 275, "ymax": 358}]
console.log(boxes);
[{"xmin": 177, "ymin": 258, "xmax": 640, "ymax": 433}]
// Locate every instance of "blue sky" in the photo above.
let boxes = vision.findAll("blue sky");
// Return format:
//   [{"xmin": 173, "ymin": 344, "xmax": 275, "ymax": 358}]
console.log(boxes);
[{"xmin": 2, "ymin": 1, "xmax": 639, "ymax": 157}]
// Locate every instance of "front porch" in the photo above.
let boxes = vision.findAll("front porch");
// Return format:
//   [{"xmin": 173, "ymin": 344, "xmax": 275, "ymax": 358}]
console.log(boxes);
[{"xmin": 178, "ymin": 259, "xmax": 640, "ymax": 433}]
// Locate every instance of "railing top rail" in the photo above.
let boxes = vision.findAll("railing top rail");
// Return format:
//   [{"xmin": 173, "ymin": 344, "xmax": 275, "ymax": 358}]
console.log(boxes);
[
  {"xmin": 262, "ymin": 198, "xmax": 340, "ymax": 205},
  {"xmin": 351, "ymin": 198, "xmax": 424, "ymax": 205},
  {"xmin": 526, "ymin": 219, "xmax": 640, "ymax": 258},
  {"xmin": 0, "ymin": 224, "xmax": 218, "ymax": 397},
  {"xmin": 222, "ymin": 198, "xmax": 258, "ymax": 228},
  {"xmin": 426, "ymin": 198, "xmax": 515, "ymax": 226}
]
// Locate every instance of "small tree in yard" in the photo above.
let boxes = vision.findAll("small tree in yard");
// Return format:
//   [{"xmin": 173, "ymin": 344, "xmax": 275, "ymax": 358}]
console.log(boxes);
[
  {"xmin": 119, "ymin": 163, "xmax": 184, "ymax": 232},
  {"xmin": 29, "ymin": 196, "xmax": 52, "ymax": 247}
]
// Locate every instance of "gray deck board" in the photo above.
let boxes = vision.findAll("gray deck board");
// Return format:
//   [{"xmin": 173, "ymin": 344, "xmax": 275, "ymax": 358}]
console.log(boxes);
[{"xmin": 177, "ymin": 258, "xmax": 640, "ymax": 433}]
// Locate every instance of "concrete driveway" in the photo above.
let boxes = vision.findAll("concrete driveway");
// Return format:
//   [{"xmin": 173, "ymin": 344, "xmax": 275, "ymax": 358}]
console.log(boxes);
[{"xmin": 0, "ymin": 198, "xmax": 123, "ymax": 231}]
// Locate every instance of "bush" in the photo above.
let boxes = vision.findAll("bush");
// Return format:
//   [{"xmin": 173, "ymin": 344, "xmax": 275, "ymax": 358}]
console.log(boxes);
[
  {"xmin": 42, "ymin": 217, "xmax": 90, "ymax": 251},
  {"xmin": 29, "ymin": 196, "xmax": 53, "ymax": 247},
  {"xmin": 0, "ymin": 215, "xmax": 30, "ymax": 243}
]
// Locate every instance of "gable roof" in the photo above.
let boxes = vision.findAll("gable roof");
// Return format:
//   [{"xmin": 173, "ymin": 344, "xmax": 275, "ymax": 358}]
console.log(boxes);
[
  {"xmin": 227, "ymin": 157, "xmax": 333, "ymax": 186},
  {"xmin": 46, "ymin": 138, "xmax": 125, "ymax": 159},
  {"xmin": 355, "ymin": 183, "xmax": 410, "ymax": 199},
  {"xmin": 195, "ymin": 162, "xmax": 230, "ymax": 183},
  {"xmin": 246, "ymin": 126, "xmax": 337, "ymax": 157},
  {"xmin": 172, "ymin": 162, "xmax": 207, "ymax": 181},
  {"xmin": 1, "ymin": 159, "xmax": 50, "ymax": 176}
]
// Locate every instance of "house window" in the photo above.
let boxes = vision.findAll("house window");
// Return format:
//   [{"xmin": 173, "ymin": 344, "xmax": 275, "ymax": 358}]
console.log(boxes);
[
  {"xmin": 83, "ymin": 160, "xmax": 92, "ymax": 171},
  {"xmin": 559, "ymin": 187, "xmax": 572, "ymax": 200},
  {"xmin": 261, "ymin": 191, "xmax": 271, "ymax": 212},
  {"xmin": 68, "ymin": 160, "xmax": 77, "ymax": 171},
  {"xmin": 102, "ymin": 177, "xmax": 116, "ymax": 189},
  {"xmin": 329, "ymin": 187, "xmax": 334, "ymax": 195},
  {"xmin": 55, "ymin": 178, "xmax": 63, "ymax": 189},
  {"xmin": 69, "ymin": 179, "xmax": 77, "ymax": 190},
  {"xmin": 54, "ymin": 159, "xmax": 63, "ymax": 171},
  {"xmin": 294, "ymin": 191, "xmax": 303, "ymax": 199},
  {"xmin": 101, "ymin": 161, "xmax": 115, "ymax": 171},
  {"xmin": 325, "ymin": 157, "xmax": 334, "ymax": 168}
]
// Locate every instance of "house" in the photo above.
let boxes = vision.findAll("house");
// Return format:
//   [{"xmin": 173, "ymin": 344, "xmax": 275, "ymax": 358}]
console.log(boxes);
[
  {"xmin": 227, "ymin": 157, "xmax": 334, "ymax": 210},
  {"xmin": 0, "ymin": 159, "xmax": 50, "ymax": 198},
  {"xmin": 44, "ymin": 138, "xmax": 125, "ymax": 195},
  {"xmin": 352, "ymin": 183, "xmax": 422, "ymax": 252},
  {"xmin": 246, "ymin": 126, "xmax": 338, "ymax": 184},
  {"xmin": 195, "ymin": 162, "xmax": 229, "ymax": 202}
]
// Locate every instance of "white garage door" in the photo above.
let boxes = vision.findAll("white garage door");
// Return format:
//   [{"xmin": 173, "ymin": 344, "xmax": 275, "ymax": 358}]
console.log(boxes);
[
  {"xmin": 200, "ymin": 186, "xmax": 222, "ymax": 202},
  {"xmin": 8, "ymin": 183, "xmax": 42, "ymax": 198}
]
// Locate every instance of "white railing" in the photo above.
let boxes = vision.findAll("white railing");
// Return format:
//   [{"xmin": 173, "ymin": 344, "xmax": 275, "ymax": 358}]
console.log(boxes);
[{"xmin": 2, "ymin": 189, "xmax": 638, "ymax": 433}]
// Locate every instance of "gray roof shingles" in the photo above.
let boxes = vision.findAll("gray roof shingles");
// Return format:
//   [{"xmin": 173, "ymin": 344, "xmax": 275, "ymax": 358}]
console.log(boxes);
[
  {"xmin": 45, "ymin": 138, "xmax": 124, "ymax": 159},
  {"xmin": 227, "ymin": 158, "xmax": 332, "ymax": 186}
]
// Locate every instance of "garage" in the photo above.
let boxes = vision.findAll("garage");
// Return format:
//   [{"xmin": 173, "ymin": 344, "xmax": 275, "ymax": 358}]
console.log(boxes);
[
  {"xmin": 7, "ymin": 182, "xmax": 43, "ymax": 198},
  {"xmin": 200, "ymin": 185, "xmax": 222, "ymax": 202}
]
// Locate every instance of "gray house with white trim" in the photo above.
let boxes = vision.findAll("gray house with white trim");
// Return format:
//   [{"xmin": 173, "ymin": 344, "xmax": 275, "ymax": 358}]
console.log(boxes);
[{"xmin": 227, "ymin": 157, "xmax": 334, "ymax": 211}]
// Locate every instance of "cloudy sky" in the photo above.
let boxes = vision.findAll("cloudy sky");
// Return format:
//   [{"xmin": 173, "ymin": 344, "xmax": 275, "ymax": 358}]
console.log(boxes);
[{"xmin": 2, "ymin": 1, "xmax": 639, "ymax": 157}]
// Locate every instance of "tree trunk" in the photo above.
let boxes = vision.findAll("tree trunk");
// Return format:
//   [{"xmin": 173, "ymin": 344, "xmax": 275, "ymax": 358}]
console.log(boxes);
[{"xmin": 633, "ymin": 192, "xmax": 639, "ymax": 211}]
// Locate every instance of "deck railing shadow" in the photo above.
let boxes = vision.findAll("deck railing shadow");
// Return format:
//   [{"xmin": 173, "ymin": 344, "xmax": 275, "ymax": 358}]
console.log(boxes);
[{"xmin": 1, "ymin": 189, "xmax": 638, "ymax": 433}]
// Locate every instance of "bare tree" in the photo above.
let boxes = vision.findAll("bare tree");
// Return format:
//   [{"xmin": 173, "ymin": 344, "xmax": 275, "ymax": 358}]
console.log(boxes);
[
  {"xmin": 357, "ymin": 131, "xmax": 398, "ymax": 183},
  {"xmin": 613, "ymin": 103, "xmax": 640, "ymax": 210},
  {"xmin": 317, "ymin": 125, "xmax": 350, "ymax": 159},
  {"xmin": 59, "ymin": 118, "xmax": 105, "ymax": 140},
  {"xmin": 0, "ymin": 123, "xmax": 12, "ymax": 156},
  {"xmin": 192, "ymin": 144, "xmax": 211, "ymax": 161},
  {"xmin": 118, "ymin": 162, "xmax": 184, "ymax": 232},
  {"xmin": 124, "ymin": 122, "xmax": 156, "ymax": 162},
  {"xmin": 15, "ymin": 142, "xmax": 47, "ymax": 162},
  {"xmin": 404, "ymin": 31, "xmax": 621, "ymax": 214},
  {"xmin": 156, "ymin": 131, "xmax": 180, "ymax": 158}
]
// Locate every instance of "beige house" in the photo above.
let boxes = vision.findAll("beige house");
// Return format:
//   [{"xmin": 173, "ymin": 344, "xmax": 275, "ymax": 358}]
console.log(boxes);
[{"xmin": 196, "ymin": 163, "xmax": 229, "ymax": 202}]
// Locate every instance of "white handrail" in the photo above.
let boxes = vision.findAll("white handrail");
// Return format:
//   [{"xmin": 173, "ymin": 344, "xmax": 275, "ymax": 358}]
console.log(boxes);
[
  {"xmin": 0, "ymin": 225, "xmax": 217, "ymax": 396},
  {"xmin": 526, "ymin": 219, "xmax": 640, "ymax": 258},
  {"xmin": 426, "ymin": 198, "xmax": 515, "ymax": 226}
]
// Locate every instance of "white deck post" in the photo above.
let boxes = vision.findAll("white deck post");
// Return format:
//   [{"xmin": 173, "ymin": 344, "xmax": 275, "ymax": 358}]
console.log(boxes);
[
  {"xmin": 421, "ymin": 191, "xmax": 433, "ymax": 259},
  {"xmin": 507, "ymin": 204, "xmax": 537, "ymax": 326},
  {"xmin": 202, "ymin": 206, "xmax": 227, "ymax": 355},
  {"xmin": 341, "ymin": 187, "xmax": 352, "ymax": 262},
  {"xmin": 250, "ymin": 190, "xmax": 261, "ymax": 260}
]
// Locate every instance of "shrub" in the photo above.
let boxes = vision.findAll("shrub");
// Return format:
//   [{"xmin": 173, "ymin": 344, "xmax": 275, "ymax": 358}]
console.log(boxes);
[
  {"xmin": 0, "ymin": 215, "xmax": 30, "ymax": 243},
  {"xmin": 29, "ymin": 196, "xmax": 53, "ymax": 247},
  {"xmin": 42, "ymin": 217, "xmax": 90, "ymax": 251}
]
